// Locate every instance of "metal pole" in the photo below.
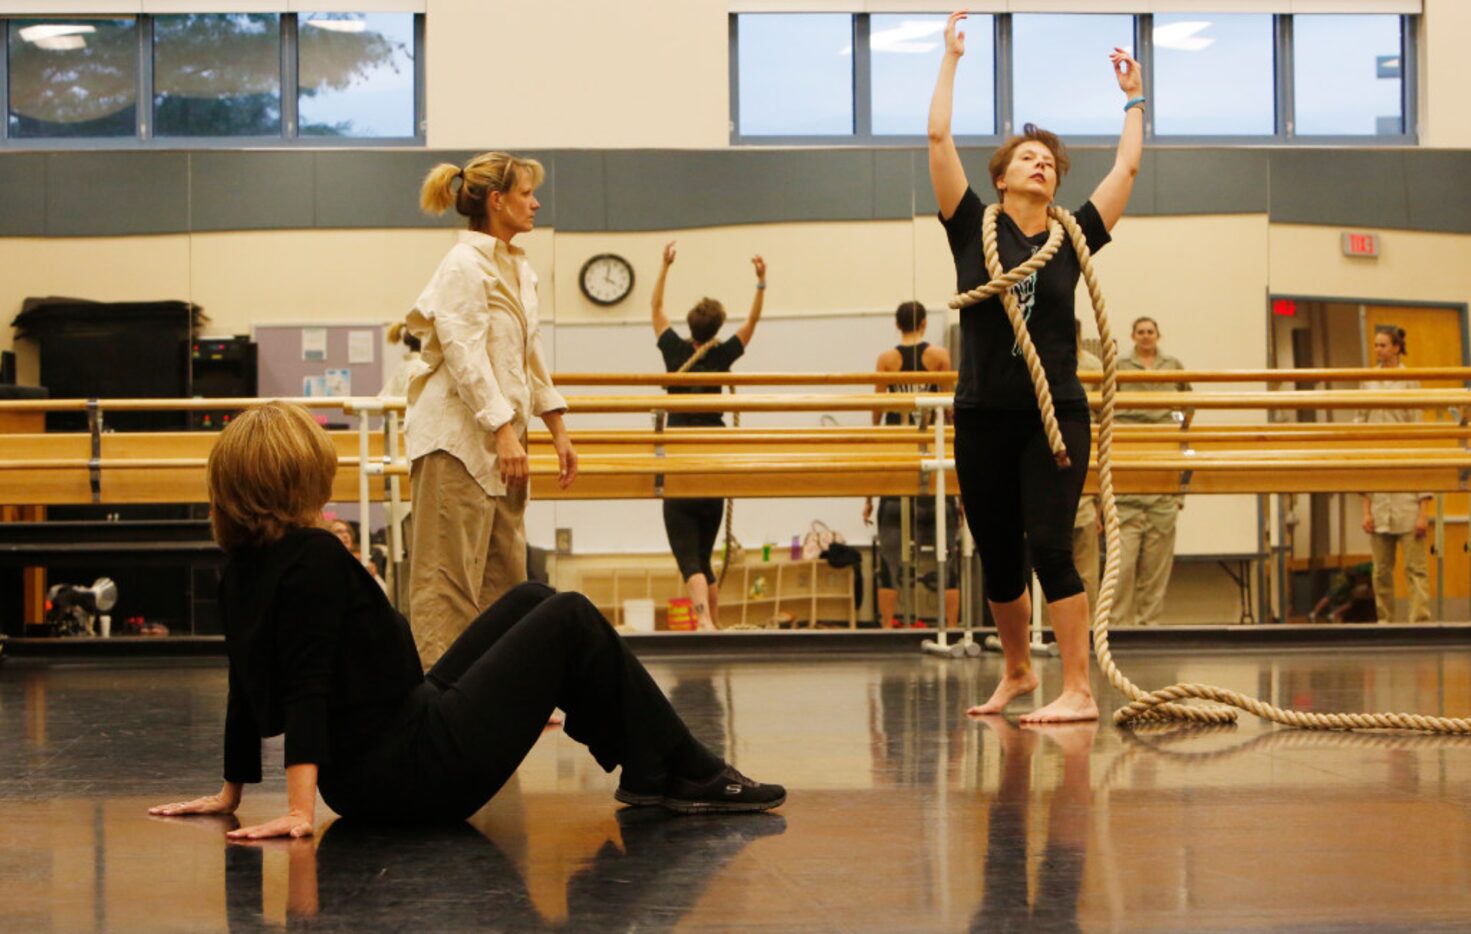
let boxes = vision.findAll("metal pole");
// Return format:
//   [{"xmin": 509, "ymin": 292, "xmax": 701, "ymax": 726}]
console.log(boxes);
[
  {"xmin": 920, "ymin": 398, "xmax": 978, "ymax": 658},
  {"xmin": 357, "ymin": 407, "xmax": 371, "ymax": 567}
]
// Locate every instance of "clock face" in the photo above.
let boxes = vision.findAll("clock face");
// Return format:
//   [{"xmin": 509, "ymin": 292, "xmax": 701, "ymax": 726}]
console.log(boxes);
[{"xmin": 579, "ymin": 253, "xmax": 634, "ymax": 306}]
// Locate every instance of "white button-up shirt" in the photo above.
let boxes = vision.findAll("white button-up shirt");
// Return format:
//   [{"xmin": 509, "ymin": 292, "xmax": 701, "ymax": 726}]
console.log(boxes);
[{"xmin": 405, "ymin": 231, "xmax": 566, "ymax": 497}]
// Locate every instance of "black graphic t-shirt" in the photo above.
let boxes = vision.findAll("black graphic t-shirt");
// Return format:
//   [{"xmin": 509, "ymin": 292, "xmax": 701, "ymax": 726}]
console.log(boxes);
[
  {"xmin": 657, "ymin": 327, "xmax": 745, "ymax": 427},
  {"xmin": 940, "ymin": 187, "xmax": 1110, "ymax": 414}
]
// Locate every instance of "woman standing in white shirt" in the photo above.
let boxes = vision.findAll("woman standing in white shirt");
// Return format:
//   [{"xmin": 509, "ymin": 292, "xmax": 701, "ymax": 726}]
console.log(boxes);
[{"xmin": 406, "ymin": 152, "xmax": 577, "ymax": 668}]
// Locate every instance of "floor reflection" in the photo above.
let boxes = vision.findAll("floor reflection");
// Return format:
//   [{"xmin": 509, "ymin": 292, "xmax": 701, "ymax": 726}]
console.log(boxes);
[
  {"xmin": 219, "ymin": 807, "xmax": 785, "ymax": 932},
  {"xmin": 970, "ymin": 719, "xmax": 1092, "ymax": 933},
  {"xmin": 4, "ymin": 649, "xmax": 1471, "ymax": 931}
]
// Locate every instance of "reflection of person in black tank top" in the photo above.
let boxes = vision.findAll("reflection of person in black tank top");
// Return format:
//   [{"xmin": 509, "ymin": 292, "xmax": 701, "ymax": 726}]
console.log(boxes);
[
  {"xmin": 650, "ymin": 240, "xmax": 766, "ymax": 630},
  {"xmin": 862, "ymin": 301, "xmax": 960, "ymax": 628}
]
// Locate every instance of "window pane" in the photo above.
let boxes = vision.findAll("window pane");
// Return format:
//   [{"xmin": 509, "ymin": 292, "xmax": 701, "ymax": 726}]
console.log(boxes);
[
  {"xmin": 7, "ymin": 18, "xmax": 137, "ymax": 138},
  {"xmin": 1013, "ymin": 14, "xmax": 1134, "ymax": 135},
  {"xmin": 1154, "ymin": 14, "xmax": 1274, "ymax": 135},
  {"xmin": 299, "ymin": 12, "xmax": 416, "ymax": 138},
  {"xmin": 1294, "ymin": 14, "xmax": 1403, "ymax": 136},
  {"xmin": 153, "ymin": 14, "xmax": 281, "ymax": 137},
  {"xmin": 737, "ymin": 14, "xmax": 853, "ymax": 136},
  {"xmin": 872, "ymin": 13, "xmax": 993, "ymax": 136}
]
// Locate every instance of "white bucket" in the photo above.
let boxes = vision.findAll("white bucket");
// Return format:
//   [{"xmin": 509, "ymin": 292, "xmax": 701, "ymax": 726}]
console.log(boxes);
[{"xmin": 622, "ymin": 598, "xmax": 656, "ymax": 633}]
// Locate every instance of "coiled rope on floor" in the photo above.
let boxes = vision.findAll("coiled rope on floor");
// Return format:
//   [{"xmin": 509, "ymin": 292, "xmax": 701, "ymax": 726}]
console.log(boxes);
[{"xmin": 950, "ymin": 202, "xmax": 1471, "ymax": 733}]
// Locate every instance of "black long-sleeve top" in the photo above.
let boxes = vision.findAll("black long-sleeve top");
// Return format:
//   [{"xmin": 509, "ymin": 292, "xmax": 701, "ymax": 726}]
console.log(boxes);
[{"xmin": 221, "ymin": 527, "xmax": 423, "ymax": 783}]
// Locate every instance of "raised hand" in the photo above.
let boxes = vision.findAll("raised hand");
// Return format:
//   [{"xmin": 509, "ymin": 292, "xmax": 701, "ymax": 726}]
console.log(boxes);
[
  {"xmin": 945, "ymin": 11, "xmax": 967, "ymax": 58},
  {"xmin": 662, "ymin": 240, "xmax": 677, "ymax": 267},
  {"xmin": 751, "ymin": 254, "xmax": 766, "ymax": 281},
  {"xmin": 1110, "ymin": 47, "xmax": 1142, "ymax": 97}
]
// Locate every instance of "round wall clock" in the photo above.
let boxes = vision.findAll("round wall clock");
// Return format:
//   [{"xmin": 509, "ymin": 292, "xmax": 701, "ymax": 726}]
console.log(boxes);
[{"xmin": 579, "ymin": 253, "xmax": 634, "ymax": 306}]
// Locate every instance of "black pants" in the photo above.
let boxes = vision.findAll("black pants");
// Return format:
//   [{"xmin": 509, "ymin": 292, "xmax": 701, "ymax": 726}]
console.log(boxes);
[
  {"xmin": 875, "ymin": 496, "xmax": 960, "ymax": 589},
  {"xmin": 953, "ymin": 407, "xmax": 1091, "ymax": 604},
  {"xmin": 663, "ymin": 498, "xmax": 724, "ymax": 581},
  {"xmin": 319, "ymin": 583, "xmax": 693, "ymax": 821}
]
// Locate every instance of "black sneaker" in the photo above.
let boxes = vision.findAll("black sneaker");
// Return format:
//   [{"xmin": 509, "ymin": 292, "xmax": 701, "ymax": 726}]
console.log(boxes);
[
  {"xmin": 660, "ymin": 766, "xmax": 786, "ymax": 814},
  {"xmin": 614, "ymin": 771, "xmax": 666, "ymax": 808}
]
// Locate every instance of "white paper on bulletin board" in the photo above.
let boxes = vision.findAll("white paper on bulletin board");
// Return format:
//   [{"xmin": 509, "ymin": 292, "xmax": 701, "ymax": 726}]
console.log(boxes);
[
  {"xmin": 348, "ymin": 330, "xmax": 375, "ymax": 364},
  {"xmin": 302, "ymin": 328, "xmax": 328, "ymax": 362}
]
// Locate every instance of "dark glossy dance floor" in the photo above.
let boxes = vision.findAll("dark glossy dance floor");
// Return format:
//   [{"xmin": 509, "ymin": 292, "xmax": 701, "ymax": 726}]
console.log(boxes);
[{"xmin": 4, "ymin": 646, "xmax": 1471, "ymax": 932}]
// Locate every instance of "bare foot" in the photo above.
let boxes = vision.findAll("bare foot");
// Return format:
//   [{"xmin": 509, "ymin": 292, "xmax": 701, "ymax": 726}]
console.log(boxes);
[
  {"xmin": 967, "ymin": 671, "xmax": 1040, "ymax": 716},
  {"xmin": 1022, "ymin": 719, "xmax": 1098, "ymax": 755},
  {"xmin": 1019, "ymin": 690, "xmax": 1099, "ymax": 724}
]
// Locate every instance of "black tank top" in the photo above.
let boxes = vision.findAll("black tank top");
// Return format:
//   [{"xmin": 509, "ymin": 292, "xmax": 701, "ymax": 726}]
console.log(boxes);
[{"xmin": 884, "ymin": 342, "xmax": 940, "ymax": 426}]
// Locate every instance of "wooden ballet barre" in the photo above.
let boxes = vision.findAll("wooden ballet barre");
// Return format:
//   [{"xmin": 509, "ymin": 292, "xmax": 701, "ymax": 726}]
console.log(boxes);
[
  {"xmin": 550, "ymin": 371, "xmax": 959, "ymax": 387},
  {"xmin": 0, "ymin": 396, "xmax": 378, "ymax": 415},
  {"xmin": 553, "ymin": 389, "xmax": 1471, "ymax": 415},
  {"xmin": 1077, "ymin": 366, "xmax": 1471, "ymax": 384}
]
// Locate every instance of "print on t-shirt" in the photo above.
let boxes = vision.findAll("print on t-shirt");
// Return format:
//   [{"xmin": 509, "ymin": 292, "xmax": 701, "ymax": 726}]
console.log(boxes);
[{"xmin": 1009, "ymin": 263, "xmax": 1038, "ymax": 357}]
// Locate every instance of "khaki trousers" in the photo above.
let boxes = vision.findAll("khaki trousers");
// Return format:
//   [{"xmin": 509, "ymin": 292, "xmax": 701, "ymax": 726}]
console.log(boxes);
[
  {"xmin": 1072, "ymin": 522, "xmax": 1100, "ymax": 614},
  {"xmin": 409, "ymin": 449, "xmax": 528, "ymax": 669},
  {"xmin": 1369, "ymin": 531, "xmax": 1430, "ymax": 623},
  {"xmin": 1110, "ymin": 503, "xmax": 1178, "ymax": 627}
]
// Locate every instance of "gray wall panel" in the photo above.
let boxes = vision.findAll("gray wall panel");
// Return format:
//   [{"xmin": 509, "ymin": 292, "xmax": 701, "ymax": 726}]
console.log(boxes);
[
  {"xmin": 46, "ymin": 152, "xmax": 188, "ymax": 237},
  {"xmin": 552, "ymin": 151, "xmax": 607, "ymax": 231},
  {"xmin": 1154, "ymin": 149, "xmax": 1268, "ymax": 215},
  {"xmin": 191, "ymin": 152, "xmax": 315, "ymax": 232},
  {"xmin": 2, "ymin": 147, "xmax": 1469, "ymax": 238},
  {"xmin": 1402, "ymin": 151, "xmax": 1471, "ymax": 234},
  {"xmin": 595, "ymin": 150, "xmax": 893, "ymax": 232},
  {"xmin": 0, "ymin": 154, "xmax": 46, "ymax": 236},
  {"xmin": 1269, "ymin": 150, "xmax": 1409, "ymax": 229},
  {"xmin": 873, "ymin": 149, "xmax": 919, "ymax": 218},
  {"xmin": 314, "ymin": 151, "xmax": 458, "ymax": 229}
]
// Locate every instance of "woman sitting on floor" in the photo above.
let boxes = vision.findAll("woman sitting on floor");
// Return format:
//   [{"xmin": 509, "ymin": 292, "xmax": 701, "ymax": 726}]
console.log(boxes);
[{"xmin": 150, "ymin": 402, "xmax": 783, "ymax": 839}]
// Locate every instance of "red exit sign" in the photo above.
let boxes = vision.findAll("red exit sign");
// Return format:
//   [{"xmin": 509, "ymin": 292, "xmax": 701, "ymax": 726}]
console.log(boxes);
[{"xmin": 1341, "ymin": 232, "xmax": 1380, "ymax": 257}]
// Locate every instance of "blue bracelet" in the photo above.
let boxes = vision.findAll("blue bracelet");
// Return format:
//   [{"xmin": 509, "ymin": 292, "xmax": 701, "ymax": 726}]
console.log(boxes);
[{"xmin": 1124, "ymin": 96, "xmax": 1146, "ymax": 112}]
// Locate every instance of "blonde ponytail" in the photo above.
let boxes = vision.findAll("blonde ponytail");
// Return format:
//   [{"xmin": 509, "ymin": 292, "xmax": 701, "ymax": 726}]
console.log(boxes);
[{"xmin": 419, "ymin": 163, "xmax": 462, "ymax": 215}]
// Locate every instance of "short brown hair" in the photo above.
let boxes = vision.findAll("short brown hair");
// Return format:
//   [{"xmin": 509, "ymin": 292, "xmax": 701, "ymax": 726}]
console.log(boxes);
[
  {"xmin": 895, "ymin": 301, "xmax": 926, "ymax": 333},
  {"xmin": 687, "ymin": 298, "xmax": 726, "ymax": 344},
  {"xmin": 207, "ymin": 402, "xmax": 338, "ymax": 551},
  {"xmin": 988, "ymin": 123, "xmax": 1069, "ymax": 201}
]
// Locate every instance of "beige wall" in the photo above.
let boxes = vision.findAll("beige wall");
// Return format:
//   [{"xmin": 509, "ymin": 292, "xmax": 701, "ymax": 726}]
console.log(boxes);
[
  {"xmin": 1269, "ymin": 224, "xmax": 1471, "ymax": 306},
  {"xmin": 1422, "ymin": 0, "xmax": 1471, "ymax": 148},
  {"xmin": 424, "ymin": 0, "xmax": 730, "ymax": 150},
  {"xmin": 417, "ymin": 0, "xmax": 1471, "ymax": 150}
]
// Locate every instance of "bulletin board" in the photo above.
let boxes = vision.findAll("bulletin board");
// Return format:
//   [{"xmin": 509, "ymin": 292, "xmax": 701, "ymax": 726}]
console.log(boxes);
[{"xmin": 252, "ymin": 323, "xmax": 386, "ymax": 431}]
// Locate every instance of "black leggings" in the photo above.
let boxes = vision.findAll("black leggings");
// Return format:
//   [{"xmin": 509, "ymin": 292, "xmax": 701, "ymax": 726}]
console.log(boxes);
[
  {"xmin": 953, "ymin": 408, "xmax": 1091, "ymax": 604},
  {"xmin": 663, "ymin": 498, "xmax": 724, "ymax": 581},
  {"xmin": 318, "ymin": 583, "xmax": 694, "ymax": 821}
]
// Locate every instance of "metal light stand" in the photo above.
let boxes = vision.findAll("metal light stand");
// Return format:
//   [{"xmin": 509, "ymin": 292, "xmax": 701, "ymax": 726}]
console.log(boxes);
[{"xmin": 917, "ymin": 396, "xmax": 981, "ymax": 658}]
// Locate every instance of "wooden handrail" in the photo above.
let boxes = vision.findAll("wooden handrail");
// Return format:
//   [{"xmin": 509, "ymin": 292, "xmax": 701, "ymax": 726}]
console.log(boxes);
[{"xmin": 549, "ymin": 367, "xmax": 1471, "ymax": 386}]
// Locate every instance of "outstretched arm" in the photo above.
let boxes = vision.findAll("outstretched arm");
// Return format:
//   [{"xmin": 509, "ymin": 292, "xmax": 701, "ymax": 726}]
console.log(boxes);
[
  {"xmin": 651, "ymin": 241, "xmax": 675, "ymax": 337},
  {"xmin": 734, "ymin": 255, "xmax": 766, "ymax": 347},
  {"xmin": 928, "ymin": 11, "xmax": 970, "ymax": 220},
  {"xmin": 1090, "ymin": 48, "xmax": 1145, "ymax": 231}
]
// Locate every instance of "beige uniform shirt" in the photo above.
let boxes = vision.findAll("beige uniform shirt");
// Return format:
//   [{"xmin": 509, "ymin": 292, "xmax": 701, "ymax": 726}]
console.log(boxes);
[
  {"xmin": 405, "ymin": 232, "xmax": 566, "ymax": 497},
  {"xmin": 1358, "ymin": 365, "xmax": 1429, "ymax": 535},
  {"xmin": 1115, "ymin": 351, "xmax": 1189, "ymax": 519}
]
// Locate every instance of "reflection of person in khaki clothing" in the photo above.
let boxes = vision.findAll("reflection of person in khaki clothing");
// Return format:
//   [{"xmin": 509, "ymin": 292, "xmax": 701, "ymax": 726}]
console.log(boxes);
[
  {"xmin": 1072, "ymin": 333, "xmax": 1102, "ymax": 611},
  {"xmin": 1112, "ymin": 317, "xmax": 1190, "ymax": 627},
  {"xmin": 406, "ymin": 152, "xmax": 578, "ymax": 668},
  {"xmin": 1358, "ymin": 327, "xmax": 1431, "ymax": 624}
]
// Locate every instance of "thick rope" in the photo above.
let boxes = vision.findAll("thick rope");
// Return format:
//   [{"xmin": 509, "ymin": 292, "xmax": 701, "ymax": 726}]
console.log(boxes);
[{"xmin": 950, "ymin": 202, "xmax": 1471, "ymax": 733}]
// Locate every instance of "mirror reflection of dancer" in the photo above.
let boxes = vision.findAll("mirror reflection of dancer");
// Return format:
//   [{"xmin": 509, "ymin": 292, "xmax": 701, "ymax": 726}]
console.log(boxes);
[
  {"xmin": 862, "ymin": 301, "xmax": 960, "ymax": 628},
  {"xmin": 651, "ymin": 241, "xmax": 766, "ymax": 630},
  {"xmin": 149, "ymin": 403, "xmax": 784, "ymax": 839},
  {"xmin": 929, "ymin": 11, "xmax": 1143, "ymax": 722}
]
